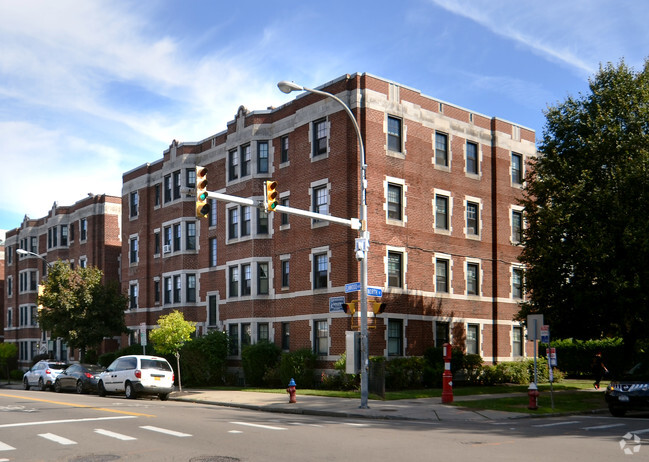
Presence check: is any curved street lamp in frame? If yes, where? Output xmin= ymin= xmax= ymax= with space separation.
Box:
xmin=278 ymin=80 xmax=370 ymax=409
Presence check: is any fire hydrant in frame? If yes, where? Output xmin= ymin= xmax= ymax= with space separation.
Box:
xmin=287 ymin=378 xmax=297 ymax=403
xmin=528 ymin=383 xmax=539 ymax=410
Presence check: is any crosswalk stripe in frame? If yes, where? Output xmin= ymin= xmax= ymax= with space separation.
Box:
xmin=95 ymin=429 xmax=137 ymax=441
xmin=582 ymin=423 xmax=625 ymax=431
xmin=0 ymin=442 xmax=15 ymax=451
xmin=230 ymin=421 xmax=286 ymax=431
xmin=140 ymin=426 xmax=191 ymax=437
xmin=533 ymin=421 xmax=580 ymax=428
xmin=38 ymin=433 xmax=76 ymax=445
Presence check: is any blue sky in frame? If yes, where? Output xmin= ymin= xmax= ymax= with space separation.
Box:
xmin=1 ymin=0 xmax=648 ymax=236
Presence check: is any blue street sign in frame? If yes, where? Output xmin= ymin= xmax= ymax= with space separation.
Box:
xmin=367 ymin=287 xmax=383 ymax=297
xmin=329 ymin=296 xmax=345 ymax=313
xmin=345 ymin=282 xmax=361 ymax=293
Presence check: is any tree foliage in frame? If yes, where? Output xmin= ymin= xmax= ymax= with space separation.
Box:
xmin=38 ymin=261 xmax=128 ymax=359
xmin=149 ymin=310 xmax=196 ymax=391
xmin=518 ymin=59 xmax=649 ymax=355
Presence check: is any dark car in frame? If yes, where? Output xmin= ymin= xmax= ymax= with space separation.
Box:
xmin=53 ymin=364 xmax=106 ymax=394
xmin=605 ymin=360 xmax=649 ymax=416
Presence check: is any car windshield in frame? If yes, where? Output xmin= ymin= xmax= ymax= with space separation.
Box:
xmin=626 ymin=361 xmax=649 ymax=378
xmin=141 ymin=359 xmax=172 ymax=371
xmin=48 ymin=363 xmax=68 ymax=370
xmin=84 ymin=365 xmax=106 ymax=373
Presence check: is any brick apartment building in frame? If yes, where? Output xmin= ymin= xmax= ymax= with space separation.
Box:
xmin=0 ymin=233 xmax=5 ymax=342
xmin=2 ymin=194 xmax=122 ymax=368
xmin=121 ymin=72 xmax=536 ymax=368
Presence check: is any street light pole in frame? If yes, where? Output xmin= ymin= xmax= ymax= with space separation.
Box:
xmin=278 ymin=80 xmax=370 ymax=408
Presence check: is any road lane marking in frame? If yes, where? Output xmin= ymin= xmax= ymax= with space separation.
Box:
xmin=95 ymin=429 xmax=137 ymax=440
xmin=533 ymin=421 xmax=580 ymax=428
xmin=0 ymin=393 xmax=155 ymax=417
xmin=0 ymin=442 xmax=15 ymax=451
xmin=0 ymin=416 xmax=136 ymax=428
xmin=582 ymin=423 xmax=626 ymax=431
xmin=38 ymin=433 xmax=77 ymax=445
xmin=140 ymin=426 xmax=192 ymax=437
xmin=230 ymin=421 xmax=286 ymax=431
xmin=629 ymin=428 xmax=649 ymax=435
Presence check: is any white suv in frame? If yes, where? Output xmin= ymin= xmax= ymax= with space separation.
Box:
xmin=23 ymin=360 xmax=69 ymax=391
xmin=97 ymin=355 xmax=174 ymax=400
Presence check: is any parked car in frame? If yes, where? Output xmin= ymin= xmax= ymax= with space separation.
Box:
xmin=605 ymin=359 xmax=649 ymax=416
xmin=23 ymin=360 xmax=69 ymax=391
xmin=53 ymin=363 xmax=106 ymax=394
xmin=97 ymin=355 xmax=174 ymax=400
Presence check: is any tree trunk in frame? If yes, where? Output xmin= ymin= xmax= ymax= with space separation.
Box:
xmin=175 ymin=352 xmax=182 ymax=392
xmin=80 ymin=347 xmax=86 ymax=363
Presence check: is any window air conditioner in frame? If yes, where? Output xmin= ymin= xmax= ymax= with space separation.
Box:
xmin=163 ymin=245 xmax=171 ymax=254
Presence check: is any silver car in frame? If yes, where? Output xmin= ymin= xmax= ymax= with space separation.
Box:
xmin=23 ymin=360 xmax=69 ymax=391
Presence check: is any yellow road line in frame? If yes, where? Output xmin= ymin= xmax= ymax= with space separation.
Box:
xmin=0 ymin=392 xmax=155 ymax=417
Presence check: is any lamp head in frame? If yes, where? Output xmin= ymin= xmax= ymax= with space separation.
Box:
xmin=277 ymin=80 xmax=304 ymax=94
xmin=16 ymin=249 xmax=28 ymax=255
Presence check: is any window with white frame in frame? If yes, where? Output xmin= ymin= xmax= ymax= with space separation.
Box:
xmin=435 ymin=194 xmax=449 ymax=231
xmin=388 ymin=319 xmax=403 ymax=356
xmin=435 ymin=132 xmax=449 ymax=167
xmin=130 ymin=192 xmax=138 ymax=218
xmin=280 ymin=135 xmax=289 ymax=163
xmin=129 ymin=237 xmax=138 ymax=264
xmin=241 ymin=264 xmax=252 ymax=296
xmin=512 ymin=209 xmax=523 ymax=244
xmin=313 ymin=118 xmax=328 ymax=157
xmin=512 ymin=152 xmax=523 ymax=185
xmin=466 ymin=141 xmax=478 ymax=174
xmin=129 ymin=283 xmax=138 ymax=309
xmin=387 ymin=182 xmax=403 ymax=221
xmin=257 ymin=141 xmax=269 ymax=173
xmin=313 ymin=253 xmax=328 ymax=289
xmin=228 ymin=149 xmax=239 ymax=181
xmin=466 ymin=262 xmax=480 ymax=295
xmin=208 ymin=295 xmax=218 ymax=327
xmin=466 ymin=324 xmax=479 ymax=354
xmin=314 ymin=320 xmax=329 ymax=355
xmin=186 ymin=274 xmax=196 ymax=302
xmin=513 ymin=326 xmax=523 ymax=357
xmin=258 ymin=323 xmax=269 ymax=342
xmin=466 ymin=201 xmax=479 ymax=236
xmin=257 ymin=262 xmax=269 ymax=295
xmin=435 ymin=258 xmax=449 ymax=293
xmin=387 ymin=116 xmax=402 ymax=152
xmin=173 ymin=275 xmax=181 ymax=303
xmin=186 ymin=222 xmax=196 ymax=250
xmin=229 ymin=266 xmax=239 ymax=298
xmin=512 ymin=267 xmax=524 ymax=299
xmin=241 ymin=144 xmax=251 ymax=177
xmin=388 ymin=251 xmax=403 ymax=288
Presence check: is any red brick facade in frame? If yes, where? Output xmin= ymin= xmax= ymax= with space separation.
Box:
xmin=120 ymin=73 xmax=536 ymax=367
xmin=2 ymin=195 xmax=122 ymax=367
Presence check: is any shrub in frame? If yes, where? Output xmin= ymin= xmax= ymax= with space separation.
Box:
xmin=241 ymin=341 xmax=281 ymax=387
xmin=384 ymin=356 xmax=426 ymax=390
xmin=542 ymin=338 xmax=624 ymax=377
xmin=179 ymin=331 xmax=229 ymax=386
xmin=320 ymin=353 xmax=359 ymax=390
xmin=278 ymin=348 xmax=317 ymax=388
xmin=10 ymin=369 xmax=24 ymax=380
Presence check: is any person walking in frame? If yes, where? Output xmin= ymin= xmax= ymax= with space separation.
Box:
xmin=592 ymin=352 xmax=608 ymax=389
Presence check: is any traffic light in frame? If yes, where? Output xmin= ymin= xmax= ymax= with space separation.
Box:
xmin=195 ymin=166 xmax=209 ymax=218
xmin=342 ymin=300 xmax=357 ymax=315
xmin=265 ymin=180 xmax=278 ymax=212
xmin=372 ymin=301 xmax=386 ymax=315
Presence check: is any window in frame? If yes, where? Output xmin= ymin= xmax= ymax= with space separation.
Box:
xmin=7 ymin=277 xmax=12 ymax=297
xmin=387 ymin=116 xmax=402 ymax=152
xmin=435 ymin=132 xmax=448 ymax=167
xmin=280 ymin=136 xmax=289 ymax=163
xmin=208 ymin=295 xmax=218 ymax=326
xmin=241 ymin=206 xmax=251 ymax=237
xmin=79 ymin=257 xmax=87 ymax=268
xmin=313 ymin=185 xmax=328 ymax=221
xmin=257 ymin=209 xmax=268 ymax=234
xmin=186 ymin=222 xmax=196 ymax=250
xmin=436 ymin=258 xmax=449 ymax=293
xmin=173 ymin=223 xmax=181 ymax=251
xmin=313 ymin=119 xmax=327 ymax=156
xmin=466 ymin=324 xmax=479 ymax=355
xmin=313 ymin=253 xmax=328 ymax=289
xmin=209 ymin=199 xmax=217 ymax=227
xmin=229 ymin=149 xmax=239 ymax=181
xmin=466 ymin=141 xmax=478 ymax=174
xmin=30 ymin=236 xmax=37 ymax=253
xmin=154 ymin=232 xmax=160 ymax=255
xmin=209 ymin=238 xmax=217 ymax=267
xmin=467 ymin=202 xmax=479 ymax=236
xmin=30 ymin=306 xmax=37 ymax=326
xmin=512 ymin=210 xmax=523 ymax=244
xmin=388 ymin=251 xmax=403 ymax=288
xmin=257 ymin=141 xmax=268 ymax=173
xmin=229 ymin=267 xmax=239 ymax=297
xmin=164 ymin=226 xmax=172 ymax=249
xmin=281 ymin=322 xmax=290 ymax=350
xmin=154 ymin=280 xmax=160 ymax=303
xmin=512 ymin=268 xmax=524 ymax=299
xmin=435 ymin=195 xmax=449 ymax=230
xmin=258 ymin=323 xmax=269 ymax=342
xmin=314 ymin=320 xmax=328 ymax=355
xmin=467 ymin=263 xmax=479 ymax=295
xmin=80 ymin=218 xmax=87 ymax=241
xmin=387 ymin=183 xmax=402 ymax=221
xmin=130 ymin=192 xmax=138 ymax=217
xmin=280 ymin=197 xmax=290 ymax=226
xmin=173 ymin=171 xmax=181 ymax=200
xmin=186 ymin=168 xmax=196 ymax=188
xmin=228 ymin=208 xmax=239 ymax=239
xmin=129 ymin=283 xmax=138 ymax=309
xmin=60 ymin=225 xmax=68 ymax=247
xmin=388 ymin=319 xmax=403 ymax=356
xmin=186 ymin=274 xmax=196 ymax=303
xmin=164 ymin=175 xmax=172 ymax=203
xmin=6 ymin=246 xmax=12 ymax=265
xmin=241 ymin=323 xmax=251 ymax=349
xmin=258 ymin=263 xmax=269 ymax=295
xmin=229 ymin=324 xmax=239 ymax=355
xmin=7 ymin=308 xmax=12 ymax=328
xmin=513 ymin=326 xmax=523 ymax=357
xmin=512 ymin=153 xmax=523 ymax=184
xmin=155 ymin=184 xmax=161 ymax=207
xmin=241 ymin=264 xmax=251 ymax=296
xmin=164 ymin=277 xmax=172 ymax=304
xmin=129 ymin=238 xmax=138 ymax=264
xmin=435 ymin=322 xmax=449 ymax=347
xmin=281 ymin=260 xmax=289 ymax=288
xmin=173 ymin=275 xmax=181 ymax=303
xmin=241 ymin=144 xmax=251 ymax=177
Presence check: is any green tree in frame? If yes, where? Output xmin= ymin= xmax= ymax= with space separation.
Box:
xmin=149 ymin=310 xmax=196 ymax=391
xmin=0 ymin=343 xmax=18 ymax=383
xmin=38 ymin=261 xmax=128 ymax=361
xmin=518 ymin=59 xmax=649 ymax=358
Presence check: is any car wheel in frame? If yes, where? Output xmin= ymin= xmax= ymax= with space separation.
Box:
xmin=38 ymin=378 xmax=46 ymax=391
xmin=23 ymin=378 xmax=30 ymax=390
xmin=159 ymin=393 xmax=169 ymax=401
xmin=76 ymin=380 xmax=85 ymax=394
xmin=125 ymin=382 xmax=137 ymax=400
xmin=54 ymin=380 xmax=62 ymax=393
xmin=609 ymin=405 xmax=627 ymax=417
xmin=98 ymin=381 xmax=106 ymax=397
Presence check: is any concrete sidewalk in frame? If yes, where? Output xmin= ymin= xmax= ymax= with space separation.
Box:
xmin=168 ymin=389 xmax=532 ymax=421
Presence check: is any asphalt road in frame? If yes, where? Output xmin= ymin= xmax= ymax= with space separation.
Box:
xmin=0 ymin=389 xmax=648 ymax=461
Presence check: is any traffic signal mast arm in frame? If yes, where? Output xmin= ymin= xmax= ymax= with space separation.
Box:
xmin=203 ymin=190 xmax=361 ymax=230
